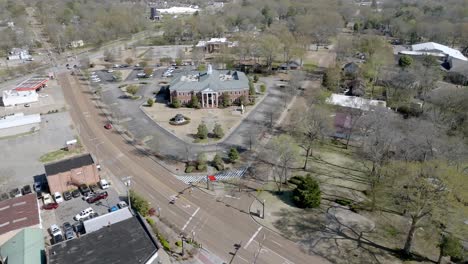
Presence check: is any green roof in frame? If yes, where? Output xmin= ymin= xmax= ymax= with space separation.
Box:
xmin=0 ymin=228 xmax=45 ymax=264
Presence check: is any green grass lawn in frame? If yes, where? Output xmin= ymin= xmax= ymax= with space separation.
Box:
xmin=39 ymin=147 xmax=84 ymax=163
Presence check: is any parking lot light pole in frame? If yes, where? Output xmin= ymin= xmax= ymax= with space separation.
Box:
xmin=121 ymin=176 xmax=132 ymax=210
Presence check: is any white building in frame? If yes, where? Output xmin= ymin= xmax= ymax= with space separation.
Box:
xmin=2 ymin=90 xmax=38 ymax=107
xmin=327 ymin=94 xmax=387 ymax=111
xmin=157 ymin=6 xmax=199 ymax=14
xmin=69 ymin=40 xmax=84 ymax=48
xmin=0 ymin=113 xmax=41 ymax=137
xmin=399 ymin=42 xmax=468 ymax=61
xmin=7 ymin=48 xmax=32 ymax=61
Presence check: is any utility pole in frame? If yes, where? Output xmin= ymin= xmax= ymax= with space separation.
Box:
xmin=122 ymin=176 xmax=132 ymax=210
xmin=228 ymin=242 xmax=242 ymax=264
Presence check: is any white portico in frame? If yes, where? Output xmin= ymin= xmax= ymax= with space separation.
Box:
xmin=201 ymin=88 xmax=218 ymax=108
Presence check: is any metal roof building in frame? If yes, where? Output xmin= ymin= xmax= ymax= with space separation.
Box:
xmin=14 ymin=77 xmax=48 ymax=92
xmin=83 ymin=207 xmax=133 ymax=234
xmin=169 ymin=68 xmax=249 ymax=92
xmin=0 ymin=228 xmax=45 ymax=264
xmin=0 ymin=113 xmax=41 ymax=130
xmin=405 ymin=42 xmax=468 ymax=61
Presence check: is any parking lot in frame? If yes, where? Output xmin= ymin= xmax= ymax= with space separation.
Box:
xmin=40 ymin=186 xmax=125 ymax=246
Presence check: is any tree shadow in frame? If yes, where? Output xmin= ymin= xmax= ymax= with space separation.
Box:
xmin=272 ymin=205 xmax=436 ymax=264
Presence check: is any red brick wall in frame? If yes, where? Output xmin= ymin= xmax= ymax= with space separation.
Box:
xmin=170 ymin=89 xmax=249 ymax=107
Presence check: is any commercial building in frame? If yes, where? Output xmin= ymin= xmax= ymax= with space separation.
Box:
xmin=14 ymin=77 xmax=48 ymax=92
xmin=2 ymin=90 xmax=39 ymax=107
xmin=0 ymin=194 xmax=40 ymax=242
xmin=157 ymin=6 xmax=199 ymax=14
xmin=0 ymin=113 xmax=41 ymax=137
xmin=327 ymin=94 xmax=387 ymax=111
xmin=44 ymin=154 xmax=100 ymax=194
xmin=169 ymin=65 xmax=250 ymax=108
xmin=83 ymin=207 xmax=133 ymax=234
xmin=48 ymin=215 xmax=159 ymax=264
xmin=0 ymin=228 xmax=45 ymax=264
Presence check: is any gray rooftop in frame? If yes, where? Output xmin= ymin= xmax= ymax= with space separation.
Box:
xmin=48 ymin=217 xmax=158 ymax=264
xmin=169 ymin=69 xmax=249 ymax=92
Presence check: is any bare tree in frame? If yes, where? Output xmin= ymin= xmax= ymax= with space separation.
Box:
xmin=268 ymin=135 xmax=300 ymax=192
xmin=291 ymin=106 xmax=332 ymax=170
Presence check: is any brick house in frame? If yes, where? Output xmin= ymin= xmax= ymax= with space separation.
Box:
xmin=45 ymin=154 xmax=100 ymax=194
xmin=169 ymin=65 xmax=250 ymax=108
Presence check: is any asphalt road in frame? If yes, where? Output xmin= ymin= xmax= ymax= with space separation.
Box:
xmin=58 ymin=72 xmax=328 ymax=264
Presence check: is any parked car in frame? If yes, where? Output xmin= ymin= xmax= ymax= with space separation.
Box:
xmin=21 ymin=185 xmax=32 ymax=195
xmin=63 ymin=191 xmax=72 ymax=201
xmin=24 ymin=103 xmax=31 ymax=107
xmin=109 ymin=206 xmax=118 ymax=212
xmin=71 ymin=189 xmax=81 ymax=198
xmin=79 ymin=184 xmax=91 ymax=195
xmin=74 ymin=207 xmax=95 ymax=221
xmin=104 ymin=123 xmax=113 ymax=130
xmin=107 ymin=69 xmax=114 ymax=73
xmin=63 ymin=222 xmax=75 ymax=240
xmin=42 ymin=202 xmax=59 ymax=210
xmin=54 ymin=192 xmax=64 ymax=203
xmin=9 ymin=188 xmax=22 ymax=198
xmin=53 ymin=234 xmax=64 ymax=244
xmin=99 ymin=179 xmax=110 ymax=190
xmin=117 ymin=201 xmax=128 ymax=209
xmin=50 ymin=224 xmax=62 ymax=237
xmin=73 ymin=222 xmax=86 ymax=235
xmin=43 ymin=194 xmax=53 ymax=204
xmin=36 ymin=191 xmax=43 ymax=200
xmin=86 ymin=191 xmax=108 ymax=204
xmin=33 ymin=182 xmax=41 ymax=192
xmin=89 ymin=184 xmax=99 ymax=193
xmin=82 ymin=192 xmax=95 ymax=201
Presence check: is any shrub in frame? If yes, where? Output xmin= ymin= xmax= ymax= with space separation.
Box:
xmin=171 ymin=98 xmax=181 ymax=108
xmin=249 ymin=79 xmax=255 ymax=95
xmin=439 ymin=234 xmax=463 ymax=261
xmin=228 ymin=147 xmax=239 ymax=163
xmin=398 ymin=55 xmax=413 ymax=68
xmin=238 ymin=95 xmax=249 ymax=106
xmin=213 ymin=123 xmax=224 ymax=138
xmin=260 ymin=84 xmax=267 ymax=93
xmin=292 ymin=174 xmax=321 ymax=208
xmin=185 ymin=165 xmax=195 ymax=173
xmin=146 ymin=217 xmax=155 ymax=226
xmin=221 ymin=92 xmax=231 ymax=107
xmin=197 ymin=164 xmax=206 ymax=171
xmin=158 ymin=234 xmax=171 ymax=251
xmin=197 ymin=153 xmax=207 ymax=166
xmin=196 ymin=123 xmax=208 ymax=139
xmin=253 ymin=75 xmax=259 ymax=83
xmin=335 ymin=198 xmax=352 ymax=206
xmin=125 ymin=57 xmax=134 ymax=65
xmin=175 ymin=241 xmax=182 ymax=247
xmin=288 ymin=175 xmax=305 ymax=186
xmin=126 ymin=85 xmax=139 ymax=95
xmin=189 ymin=94 xmax=200 ymax=108
xmin=147 ymin=98 xmax=154 ymax=107
xmin=130 ymin=190 xmax=150 ymax=216
xmin=212 ymin=154 xmax=224 ymax=171
xmin=197 ymin=64 xmax=206 ymax=71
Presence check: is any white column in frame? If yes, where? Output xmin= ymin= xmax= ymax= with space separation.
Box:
xmin=202 ymin=93 xmax=205 ymax=108
xmin=216 ymin=93 xmax=219 ymax=107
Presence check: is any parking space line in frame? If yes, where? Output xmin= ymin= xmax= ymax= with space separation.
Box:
xmin=244 ymin=226 xmax=262 ymax=249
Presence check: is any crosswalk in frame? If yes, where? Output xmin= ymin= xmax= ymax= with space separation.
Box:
xmin=176 ymin=167 xmax=249 ymax=185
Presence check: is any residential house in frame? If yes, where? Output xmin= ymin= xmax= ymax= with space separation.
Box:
xmin=44 ymin=154 xmax=100 ymax=194
xmin=195 ymin=38 xmax=238 ymax=53
xmin=69 ymin=40 xmax=84 ymax=49
xmin=7 ymin=48 xmax=31 ymax=61
xmin=399 ymin=42 xmax=468 ymax=62
xmin=279 ymin=61 xmax=302 ymax=70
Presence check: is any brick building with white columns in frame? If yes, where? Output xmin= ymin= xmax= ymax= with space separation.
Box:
xmin=169 ymin=65 xmax=249 ymax=108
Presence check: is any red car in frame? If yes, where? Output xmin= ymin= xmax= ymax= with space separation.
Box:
xmin=86 ymin=191 xmax=108 ymax=203
xmin=42 ymin=203 xmax=59 ymax=210
xmin=104 ymin=123 xmax=113 ymax=130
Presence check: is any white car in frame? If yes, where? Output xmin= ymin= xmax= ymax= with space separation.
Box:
xmin=99 ymin=179 xmax=110 ymax=190
xmin=54 ymin=192 xmax=64 ymax=203
xmin=117 ymin=201 xmax=128 ymax=209
xmin=82 ymin=192 xmax=95 ymax=201
xmin=43 ymin=193 xmax=53 ymax=204
xmin=91 ymin=79 xmax=101 ymax=83
xmin=50 ymin=224 xmax=62 ymax=237
xmin=107 ymin=69 xmax=114 ymax=73
xmin=74 ymin=207 xmax=95 ymax=221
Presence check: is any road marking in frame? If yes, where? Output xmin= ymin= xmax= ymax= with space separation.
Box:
xmin=271 ymin=240 xmax=282 ymax=247
xmin=238 ymin=256 xmax=249 ymax=263
xmin=148 ymin=193 xmax=155 ymax=199
xmin=182 ymin=207 xmax=200 ymax=231
xmin=263 ymin=245 xmax=295 ymax=264
xmin=244 ymin=226 xmax=262 ymax=249
xmin=224 ymin=195 xmax=240 ymax=200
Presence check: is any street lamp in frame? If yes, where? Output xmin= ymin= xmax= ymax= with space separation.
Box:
xmin=122 ymin=176 xmax=132 ymax=210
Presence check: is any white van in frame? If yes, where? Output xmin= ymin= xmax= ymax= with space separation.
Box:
xmin=99 ymin=179 xmax=110 ymax=190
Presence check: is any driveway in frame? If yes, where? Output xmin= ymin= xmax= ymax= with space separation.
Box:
xmin=98 ymin=75 xmax=292 ymax=160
